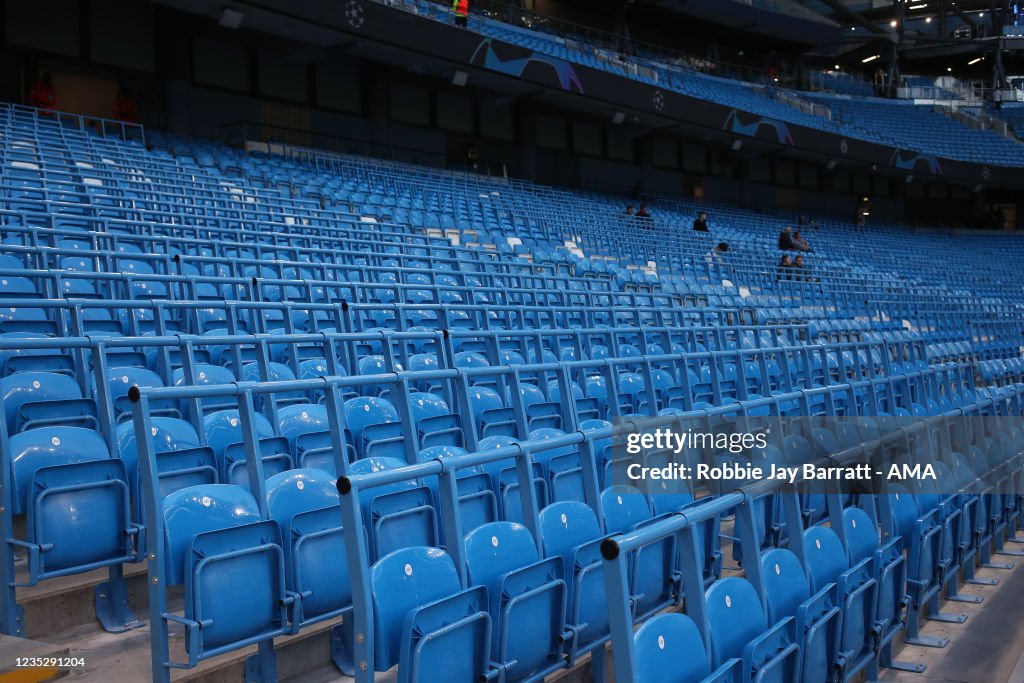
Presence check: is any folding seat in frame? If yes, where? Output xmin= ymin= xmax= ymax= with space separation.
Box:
xmin=240 ymin=362 xmax=304 ymax=407
xmin=529 ymin=426 xmax=596 ymax=504
xmin=172 ymin=364 xmax=237 ymax=416
xmin=887 ymin=482 xmax=963 ymax=647
xmin=647 ymin=489 xmax=722 ymax=589
xmin=410 ymin=392 xmax=462 ymax=449
xmin=1 ymin=371 xmax=97 ymax=434
xmin=349 ymin=457 xmax=438 ymax=559
xmin=839 ymin=504 xmax=910 ymax=678
xmin=704 ymin=577 xmax=800 ymax=683
xmin=475 ymin=434 xmax=548 ymax=523
xmin=416 ymin=445 xmax=496 ymax=531
xmin=759 ymin=547 xmax=841 ymax=683
xmin=277 ymin=403 xmax=341 ymax=471
xmin=616 ymin=372 xmax=646 ymax=415
xmin=468 ymin=386 xmax=516 ymax=438
xmin=344 ymin=396 xmax=401 ymax=460
xmin=265 ymin=469 xmax=351 ymax=626
xmin=464 ymin=521 xmax=568 ymax=681
xmin=802 ymin=525 xmax=876 ymax=682
xmin=632 ymin=613 xmax=742 ymax=683
xmin=601 ymin=485 xmax=677 ymax=618
xmin=369 ymin=546 xmax=491 ymax=682
xmin=204 ymin=409 xmax=292 ymax=487
xmin=0 ymin=332 xmax=73 ymax=375
xmin=116 ymin=416 xmax=202 ymax=507
xmin=105 ymin=367 xmax=177 ymax=422
xmin=538 ymin=501 xmax=609 ymax=664
xmin=356 ymin=355 xmax=404 ymax=398
xmin=510 ymin=383 xmax=561 ymax=430
xmin=161 ymin=484 xmax=292 ymax=664
xmin=7 ymin=426 xmax=138 ymax=580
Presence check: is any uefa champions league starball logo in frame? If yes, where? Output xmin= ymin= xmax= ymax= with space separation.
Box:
xmin=652 ymin=90 xmax=664 ymax=111
xmin=345 ymin=0 xmax=365 ymax=29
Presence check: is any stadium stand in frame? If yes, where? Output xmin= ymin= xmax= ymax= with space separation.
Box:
xmin=0 ymin=27 xmax=1023 ymax=680
xmin=383 ymin=0 xmax=1024 ymax=167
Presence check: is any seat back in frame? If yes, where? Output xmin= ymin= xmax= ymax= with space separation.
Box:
xmin=804 ymin=526 xmax=850 ymax=591
xmin=162 ymin=484 xmax=262 ymax=586
xmin=760 ymin=548 xmax=810 ymax=625
xmin=9 ymin=426 xmax=110 ymax=514
xmin=600 ymin=485 xmax=652 ymax=534
xmin=705 ymin=577 xmax=768 ymax=667
xmin=634 ymin=613 xmax=712 ymax=683
xmin=370 ymin=546 xmax=464 ymax=670
xmin=843 ymin=507 xmax=879 ymax=564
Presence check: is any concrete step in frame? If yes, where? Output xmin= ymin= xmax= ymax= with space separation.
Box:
xmin=15 ymin=562 xmax=148 ymax=641
xmin=0 ymin=634 xmax=70 ymax=682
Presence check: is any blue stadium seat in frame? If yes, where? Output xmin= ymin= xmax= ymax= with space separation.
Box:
xmin=464 ymin=521 xmax=568 ymax=681
xmin=633 ymin=613 xmax=743 ymax=683
xmin=704 ymin=577 xmax=800 ymax=683
xmin=370 ymin=546 xmax=491 ymax=682
xmin=161 ymin=484 xmax=292 ymax=663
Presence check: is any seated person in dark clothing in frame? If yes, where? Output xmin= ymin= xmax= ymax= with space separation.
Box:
xmin=778 ymin=226 xmax=797 ymax=250
xmin=637 ymin=204 xmax=652 ymax=219
xmin=776 ymin=254 xmax=793 ymax=281
xmin=692 ymin=211 xmax=709 ymax=232
xmin=624 ymin=205 xmax=635 ymax=217
xmin=793 ymin=255 xmax=811 ymax=281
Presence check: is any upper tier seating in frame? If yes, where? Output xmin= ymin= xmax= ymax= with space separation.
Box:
xmin=389 ymin=0 xmax=1024 ymax=166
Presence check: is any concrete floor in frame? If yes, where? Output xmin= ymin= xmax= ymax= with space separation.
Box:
xmin=880 ymin=556 xmax=1024 ymax=683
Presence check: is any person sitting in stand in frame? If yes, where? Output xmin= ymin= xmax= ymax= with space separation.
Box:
xmin=792 ymin=254 xmax=811 ymax=281
xmin=692 ymin=211 xmax=709 ymax=232
xmin=778 ymin=226 xmax=797 ymax=251
xmin=792 ymin=230 xmax=813 ymax=253
xmin=776 ymin=254 xmax=794 ymax=281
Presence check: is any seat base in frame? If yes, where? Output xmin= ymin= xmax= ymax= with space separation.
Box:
xmin=94 ymin=577 xmax=144 ymax=634
xmin=965 ymin=577 xmax=999 ymax=586
xmin=244 ymin=641 xmax=279 ymax=683
xmin=982 ymin=561 xmax=1015 ymax=570
xmin=905 ymin=634 xmax=949 ymax=648
xmin=927 ymin=611 xmax=968 ymax=624
xmin=884 ymin=659 xmax=927 ymax=674
xmin=330 ymin=622 xmax=355 ymax=676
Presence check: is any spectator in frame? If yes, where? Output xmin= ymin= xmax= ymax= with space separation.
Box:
xmin=465 ymin=143 xmax=478 ymax=171
xmin=636 ymin=204 xmax=652 ymax=220
xmin=792 ymin=231 xmax=812 ymax=252
xmin=624 ymin=205 xmax=635 ymax=217
xmin=693 ymin=211 xmax=709 ymax=232
xmin=776 ymin=254 xmax=793 ymax=281
xmin=113 ymin=87 xmax=140 ymax=124
xmin=706 ymin=242 xmax=729 ymax=267
xmin=28 ymin=72 xmax=56 ymax=111
xmin=453 ymin=0 xmax=469 ymax=27
xmin=793 ymin=255 xmax=810 ymax=281
xmin=778 ymin=226 xmax=796 ymax=250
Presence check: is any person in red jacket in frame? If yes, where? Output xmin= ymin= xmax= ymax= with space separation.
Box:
xmin=27 ymin=73 xmax=56 ymax=111
xmin=112 ymin=87 xmax=140 ymax=124
xmin=453 ymin=0 xmax=469 ymax=27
